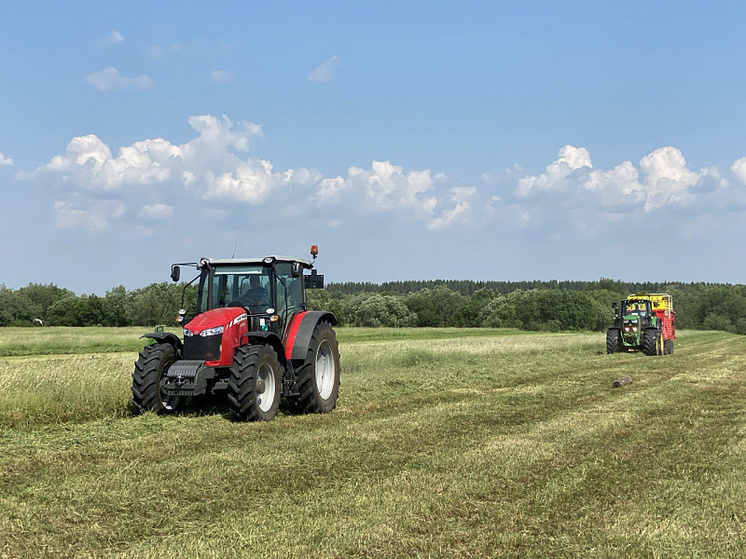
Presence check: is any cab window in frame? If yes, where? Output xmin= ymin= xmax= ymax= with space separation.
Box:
xmin=275 ymin=262 xmax=304 ymax=322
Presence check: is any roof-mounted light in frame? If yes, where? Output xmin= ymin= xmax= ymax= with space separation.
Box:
xmin=263 ymin=256 xmax=275 ymax=265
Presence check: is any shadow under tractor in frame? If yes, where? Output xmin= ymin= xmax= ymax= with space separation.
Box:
xmin=131 ymin=246 xmax=340 ymax=421
xmin=606 ymin=293 xmax=676 ymax=356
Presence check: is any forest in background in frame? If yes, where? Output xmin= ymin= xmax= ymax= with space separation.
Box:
xmin=1 ymin=279 xmax=745 ymax=334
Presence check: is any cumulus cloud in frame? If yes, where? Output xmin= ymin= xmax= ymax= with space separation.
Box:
xmin=86 ymin=67 xmax=154 ymax=91
xmin=516 ymin=145 xmax=592 ymax=197
xmin=108 ymin=31 xmax=124 ymax=44
xmin=731 ymin=157 xmax=746 ymax=184
xmin=24 ymin=114 xmax=746 ymax=237
xmin=638 ymin=147 xmax=699 ymax=210
xmin=0 ymin=152 xmax=13 ymax=166
xmin=147 ymin=43 xmax=183 ymax=60
xmin=54 ymin=200 xmax=124 ymax=232
xmin=210 ymin=70 xmax=235 ymax=83
xmin=27 ymin=134 xmax=180 ymax=191
xmin=318 ymin=160 xmax=438 ymax=217
xmin=427 ymin=187 xmax=477 ymax=230
xmin=308 ymin=55 xmax=341 ymax=82
xmin=138 ymin=203 xmax=174 ymax=220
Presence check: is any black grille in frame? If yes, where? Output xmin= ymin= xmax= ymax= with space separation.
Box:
xmin=184 ymin=334 xmax=222 ymax=361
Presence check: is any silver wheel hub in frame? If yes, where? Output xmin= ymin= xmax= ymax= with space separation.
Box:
xmin=315 ymin=340 xmax=336 ymax=400
xmin=256 ymin=363 xmax=275 ymax=413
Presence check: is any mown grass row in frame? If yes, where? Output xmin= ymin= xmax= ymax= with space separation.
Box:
xmin=0 ymin=328 xmax=745 ymax=558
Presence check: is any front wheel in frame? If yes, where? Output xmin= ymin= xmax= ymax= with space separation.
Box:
xmin=227 ymin=344 xmax=283 ymax=422
xmin=131 ymin=343 xmax=182 ymax=414
xmin=606 ymin=329 xmax=621 ymax=354
xmin=287 ymin=321 xmax=340 ymax=414
xmin=664 ymin=339 xmax=674 ymax=355
xmin=642 ymin=329 xmax=659 ymax=356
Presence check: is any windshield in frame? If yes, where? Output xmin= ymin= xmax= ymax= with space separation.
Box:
xmin=622 ymin=300 xmax=651 ymax=316
xmin=197 ymin=264 xmax=272 ymax=313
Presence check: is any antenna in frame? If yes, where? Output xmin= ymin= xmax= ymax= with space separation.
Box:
xmin=232 ymin=241 xmax=238 ymax=258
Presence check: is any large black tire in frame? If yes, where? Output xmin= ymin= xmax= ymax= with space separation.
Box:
xmin=642 ymin=329 xmax=659 ymax=356
xmin=664 ymin=339 xmax=674 ymax=355
xmin=606 ymin=329 xmax=621 ymax=354
xmin=287 ymin=321 xmax=340 ymax=414
xmin=227 ymin=344 xmax=282 ymax=422
xmin=131 ymin=343 xmax=182 ymax=414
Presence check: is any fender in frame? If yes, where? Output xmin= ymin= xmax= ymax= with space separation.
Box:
xmin=284 ymin=311 xmax=337 ymax=361
xmin=243 ymin=331 xmax=287 ymax=365
xmin=141 ymin=332 xmax=184 ymax=353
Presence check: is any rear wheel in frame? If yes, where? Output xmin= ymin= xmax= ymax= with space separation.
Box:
xmin=228 ymin=344 xmax=282 ymax=422
xmin=131 ymin=343 xmax=182 ymax=414
xmin=642 ymin=329 xmax=659 ymax=356
xmin=664 ymin=339 xmax=674 ymax=355
xmin=606 ymin=329 xmax=621 ymax=354
xmin=287 ymin=321 xmax=340 ymax=414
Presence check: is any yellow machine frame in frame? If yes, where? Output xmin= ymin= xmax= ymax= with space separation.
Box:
xmin=627 ymin=293 xmax=673 ymax=312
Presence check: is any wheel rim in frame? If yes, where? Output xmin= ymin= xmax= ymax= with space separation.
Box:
xmin=256 ymin=362 xmax=276 ymax=413
xmin=315 ymin=340 xmax=336 ymax=400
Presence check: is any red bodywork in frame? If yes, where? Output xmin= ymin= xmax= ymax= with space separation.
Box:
xmin=283 ymin=311 xmax=309 ymax=360
xmin=654 ymin=308 xmax=676 ymax=342
xmin=184 ymin=308 xmax=312 ymax=367
xmin=185 ymin=307 xmax=248 ymax=367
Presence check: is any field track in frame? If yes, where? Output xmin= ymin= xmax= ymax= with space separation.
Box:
xmin=1 ymin=328 xmax=745 ymax=558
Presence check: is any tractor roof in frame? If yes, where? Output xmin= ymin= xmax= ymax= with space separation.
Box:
xmin=201 ymin=256 xmax=314 ymax=269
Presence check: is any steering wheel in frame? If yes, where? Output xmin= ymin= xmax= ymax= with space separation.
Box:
xmin=228 ymin=295 xmax=260 ymax=308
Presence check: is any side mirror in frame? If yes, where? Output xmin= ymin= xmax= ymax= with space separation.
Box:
xmin=611 ymin=302 xmax=617 ymax=309
xmin=292 ymin=262 xmax=303 ymax=278
xmin=304 ymin=269 xmax=324 ymax=289
xmin=170 ymin=265 xmax=181 ymax=282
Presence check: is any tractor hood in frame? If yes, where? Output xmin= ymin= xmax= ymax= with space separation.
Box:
xmin=184 ymin=307 xmax=246 ymax=335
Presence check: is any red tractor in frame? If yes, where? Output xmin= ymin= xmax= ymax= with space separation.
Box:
xmin=131 ymin=246 xmax=340 ymax=421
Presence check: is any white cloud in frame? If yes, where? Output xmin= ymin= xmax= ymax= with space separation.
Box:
xmin=29 ymin=134 xmax=180 ymax=191
xmin=427 ymin=187 xmax=477 ymax=230
xmin=54 ymin=200 xmax=124 ymax=232
xmin=138 ymin=203 xmax=174 ymax=220
xmin=27 ymin=114 xmax=746 ymax=242
xmin=210 ymin=70 xmax=235 ymax=83
xmin=638 ymin=147 xmax=699 ymax=210
xmin=516 ymin=145 xmax=592 ymax=197
xmin=202 ymin=160 xmax=276 ymax=204
xmin=0 ymin=152 xmax=13 ymax=166
xmin=108 ymin=31 xmax=124 ymax=44
xmin=147 ymin=43 xmax=183 ymax=60
xmin=308 ymin=55 xmax=341 ymax=82
xmin=319 ymin=160 xmax=438 ymax=217
xmin=85 ymin=67 xmax=154 ymax=92
xmin=731 ymin=157 xmax=746 ymax=183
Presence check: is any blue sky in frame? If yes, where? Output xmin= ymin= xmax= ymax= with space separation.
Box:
xmin=2 ymin=1 xmax=746 ymax=294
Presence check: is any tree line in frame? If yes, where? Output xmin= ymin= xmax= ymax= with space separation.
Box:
xmin=1 ymin=279 xmax=745 ymax=334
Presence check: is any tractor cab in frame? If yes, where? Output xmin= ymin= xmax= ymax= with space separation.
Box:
xmin=193 ymin=256 xmax=312 ymax=336
xmin=621 ymin=299 xmax=652 ymax=317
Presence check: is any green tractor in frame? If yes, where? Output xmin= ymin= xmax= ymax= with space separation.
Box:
xmin=606 ymin=293 xmax=676 ymax=356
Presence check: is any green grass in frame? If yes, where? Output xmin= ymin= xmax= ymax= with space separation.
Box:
xmin=1 ymin=328 xmax=745 ymax=557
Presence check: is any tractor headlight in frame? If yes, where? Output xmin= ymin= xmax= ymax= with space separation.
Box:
xmin=183 ymin=329 xmax=194 ymax=337
xmin=199 ymin=326 xmax=224 ymax=337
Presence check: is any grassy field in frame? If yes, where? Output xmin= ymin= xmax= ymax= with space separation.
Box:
xmin=1 ymin=327 xmax=745 ymax=558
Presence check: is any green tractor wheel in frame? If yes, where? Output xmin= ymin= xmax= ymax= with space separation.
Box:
xmin=606 ymin=329 xmax=621 ymax=354
xmin=642 ymin=329 xmax=659 ymax=356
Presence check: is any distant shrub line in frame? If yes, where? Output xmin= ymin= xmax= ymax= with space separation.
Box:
xmin=2 ymin=279 xmax=745 ymax=334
